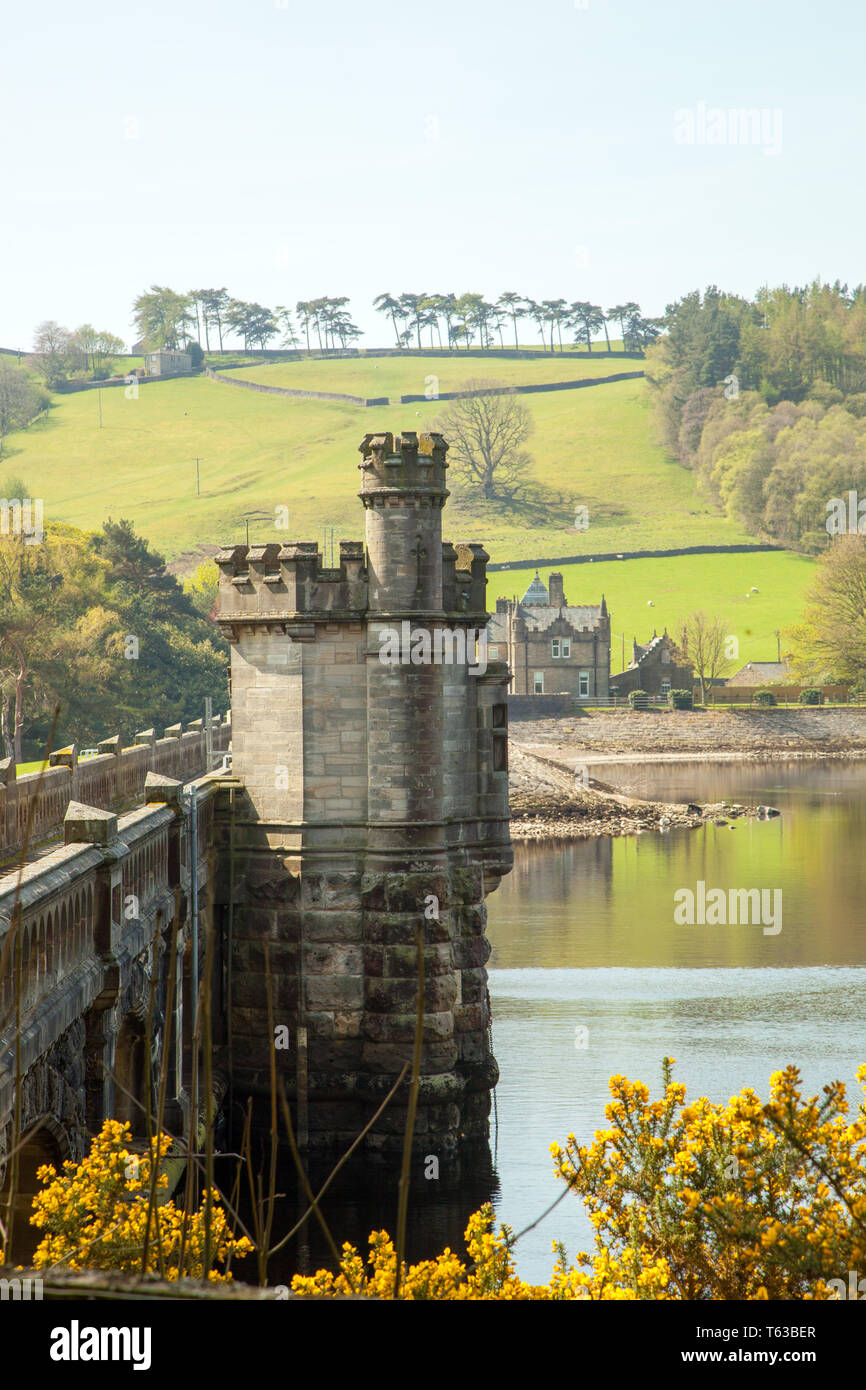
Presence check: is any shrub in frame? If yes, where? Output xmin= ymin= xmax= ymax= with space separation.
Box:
xmin=628 ymin=690 xmax=648 ymax=709
xmin=799 ymin=688 xmax=823 ymax=705
xmin=550 ymin=1058 xmax=866 ymax=1301
xmin=753 ymin=689 xmax=776 ymax=706
xmin=13 ymin=1120 xmax=253 ymax=1281
xmin=668 ymin=689 xmax=693 ymax=710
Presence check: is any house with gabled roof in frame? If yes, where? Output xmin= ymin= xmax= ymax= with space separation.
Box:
xmin=609 ymin=629 xmax=693 ymax=697
xmin=486 ymin=570 xmax=610 ymax=698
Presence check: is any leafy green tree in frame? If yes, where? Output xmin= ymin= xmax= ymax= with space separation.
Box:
xmin=497 ymin=293 xmax=526 ymax=349
xmin=569 ymin=301 xmax=604 ymax=353
xmin=131 ymin=286 xmax=194 ymax=350
xmin=90 ymin=519 xmax=228 ymax=739
xmin=397 ymin=293 xmax=428 ymax=350
xmin=73 ymin=326 xmax=125 ymax=378
xmin=225 ymin=300 xmax=278 ymax=351
xmin=607 ymin=302 xmax=641 ymax=352
xmin=787 ymin=535 xmax=866 ymax=687
xmin=542 ymin=299 xmax=569 ymax=352
xmin=373 ymin=293 xmax=408 ymax=346
xmin=0 ymin=362 xmax=49 ymax=455
xmin=275 ymin=305 xmax=301 ymax=349
xmin=0 ymin=526 xmax=122 ymax=759
xmin=198 ymin=288 xmax=230 ymax=351
xmin=523 ymin=299 xmax=550 ymax=350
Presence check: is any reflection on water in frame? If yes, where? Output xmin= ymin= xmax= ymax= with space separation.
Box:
xmin=486 ymin=758 xmax=866 ymax=1281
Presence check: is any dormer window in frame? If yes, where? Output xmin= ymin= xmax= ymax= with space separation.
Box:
xmin=561 ymin=639 xmax=571 ymax=658
xmin=551 ymin=639 xmax=560 ymax=658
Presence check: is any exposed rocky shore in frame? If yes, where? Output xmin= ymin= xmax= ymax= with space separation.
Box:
xmin=508 ymin=742 xmax=779 ymax=842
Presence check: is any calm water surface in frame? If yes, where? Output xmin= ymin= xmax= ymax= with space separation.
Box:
xmin=487 ymin=758 xmax=866 ymax=1281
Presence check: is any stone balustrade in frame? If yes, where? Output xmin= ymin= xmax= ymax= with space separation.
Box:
xmin=0 ymin=715 xmax=230 ymax=863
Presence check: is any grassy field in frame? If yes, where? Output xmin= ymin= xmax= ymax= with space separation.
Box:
xmin=219 ymin=351 xmax=642 ymax=397
xmin=488 ymin=551 xmax=815 ymax=673
xmin=2 ymin=368 xmax=754 ymax=567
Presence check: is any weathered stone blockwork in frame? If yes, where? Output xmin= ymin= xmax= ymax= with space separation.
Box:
xmin=215 ymin=431 xmax=513 ymax=1164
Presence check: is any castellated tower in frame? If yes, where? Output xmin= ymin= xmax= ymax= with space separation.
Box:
xmin=214 ymin=431 xmax=512 ymax=1170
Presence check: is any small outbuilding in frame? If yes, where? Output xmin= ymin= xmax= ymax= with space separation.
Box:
xmin=144 ymin=349 xmax=192 ymax=377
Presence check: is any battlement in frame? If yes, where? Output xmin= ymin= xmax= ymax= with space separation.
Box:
xmin=359 ymin=430 xmax=449 ymax=506
xmin=215 ymin=538 xmax=368 ymax=629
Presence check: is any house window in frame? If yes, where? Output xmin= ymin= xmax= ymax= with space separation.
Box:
xmin=488 ymin=645 xmax=500 ymax=660
xmin=578 ymin=671 xmax=590 ymax=698
xmin=551 ymin=639 xmax=560 ymax=658
xmin=660 ymin=678 xmax=671 ymax=696
xmin=533 ymin=672 xmax=544 ymax=694
xmin=660 ymin=649 xmax=671 ymax=665
xmin=561 ymin=639 xmax=571 ymax=658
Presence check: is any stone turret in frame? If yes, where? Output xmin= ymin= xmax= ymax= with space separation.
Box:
xmin=359 ymin=430 xmax=449 ymax=613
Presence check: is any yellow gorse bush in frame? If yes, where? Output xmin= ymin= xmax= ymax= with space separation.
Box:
xmin=288 ymin=1204 xmax=649 ymax=1300
xmin=292 ymin=1059 xmax=866 ymax=1301
xmin=551 ymin=1057 xmax=866 ymax=1300
xmin=6 ymin=1061 xmax=864 ymax=1299
xmin=17 ymin=1119 xmax=252 ymax=1282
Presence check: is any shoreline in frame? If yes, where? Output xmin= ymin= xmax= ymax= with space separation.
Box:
xmin=504 ymin=738 xmax=847 ymax=843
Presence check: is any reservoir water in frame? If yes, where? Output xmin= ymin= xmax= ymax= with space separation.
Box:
xmin=487 ymin=757 xmax=866 ymax=1281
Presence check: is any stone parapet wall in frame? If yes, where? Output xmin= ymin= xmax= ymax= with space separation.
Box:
xmin=0 ymin=774 xmax=222 ymax=1165
xmin=0 ymin=716 xmax=230 ymax=862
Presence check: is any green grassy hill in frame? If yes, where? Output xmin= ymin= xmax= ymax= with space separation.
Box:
xmin=219 ymin=351 xmax=639 ymax=396
xmin=0 ymin=352 xmax=815 ymax=659
xmin=3 ymin=366 xmax=754 ymax=558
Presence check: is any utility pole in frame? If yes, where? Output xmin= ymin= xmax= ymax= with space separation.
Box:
xmin=242 ymin=510 xmax=270 ymax=546
xmin=194 ymin=457 xmax=202 ymax=496
xmin=323 ymin=525 xmax=336 ymax=567
xmin=97 ymin=389 xmax=103 ymax=429
xmin=775 ymin=630 xmax=781 ymax=662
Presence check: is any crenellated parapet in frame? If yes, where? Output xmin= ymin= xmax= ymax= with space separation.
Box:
xmin=358 ymin=430 xmax=449 ymax=506
xmin=215 ymin=539 xmax=369 ymax=635
xmin=454 ymin=543 xmax=490 ymax=621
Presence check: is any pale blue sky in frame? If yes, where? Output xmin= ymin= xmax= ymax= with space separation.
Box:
xmin=2 ymin=0 xmax=863 ymax=349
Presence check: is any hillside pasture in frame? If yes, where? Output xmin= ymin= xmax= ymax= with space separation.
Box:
xmin=218 ymin=352 xmax=642 ymax=398
xmin=2 ymin=371 xmax=754 ymax=567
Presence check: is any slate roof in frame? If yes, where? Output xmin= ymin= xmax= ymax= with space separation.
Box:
xmin=726 ymin=660 xmax=791 ymax=686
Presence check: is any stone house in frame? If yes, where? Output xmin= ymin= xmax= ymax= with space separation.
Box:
xmin=144 ymin=349 xmax=192 ymax=376
xmin=486 ymin=571 xmax=610 ymax=699
xmin=609 ymin=630 xmax=693 ymax=697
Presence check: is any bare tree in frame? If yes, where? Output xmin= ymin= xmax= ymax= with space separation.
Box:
xmin=31 ymin=321 xmax=76 ymax=387
xmin=435 ymin=381 xmax=534 ymax=500
xmin=682 ymin=611 xmax=733 ymax=704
